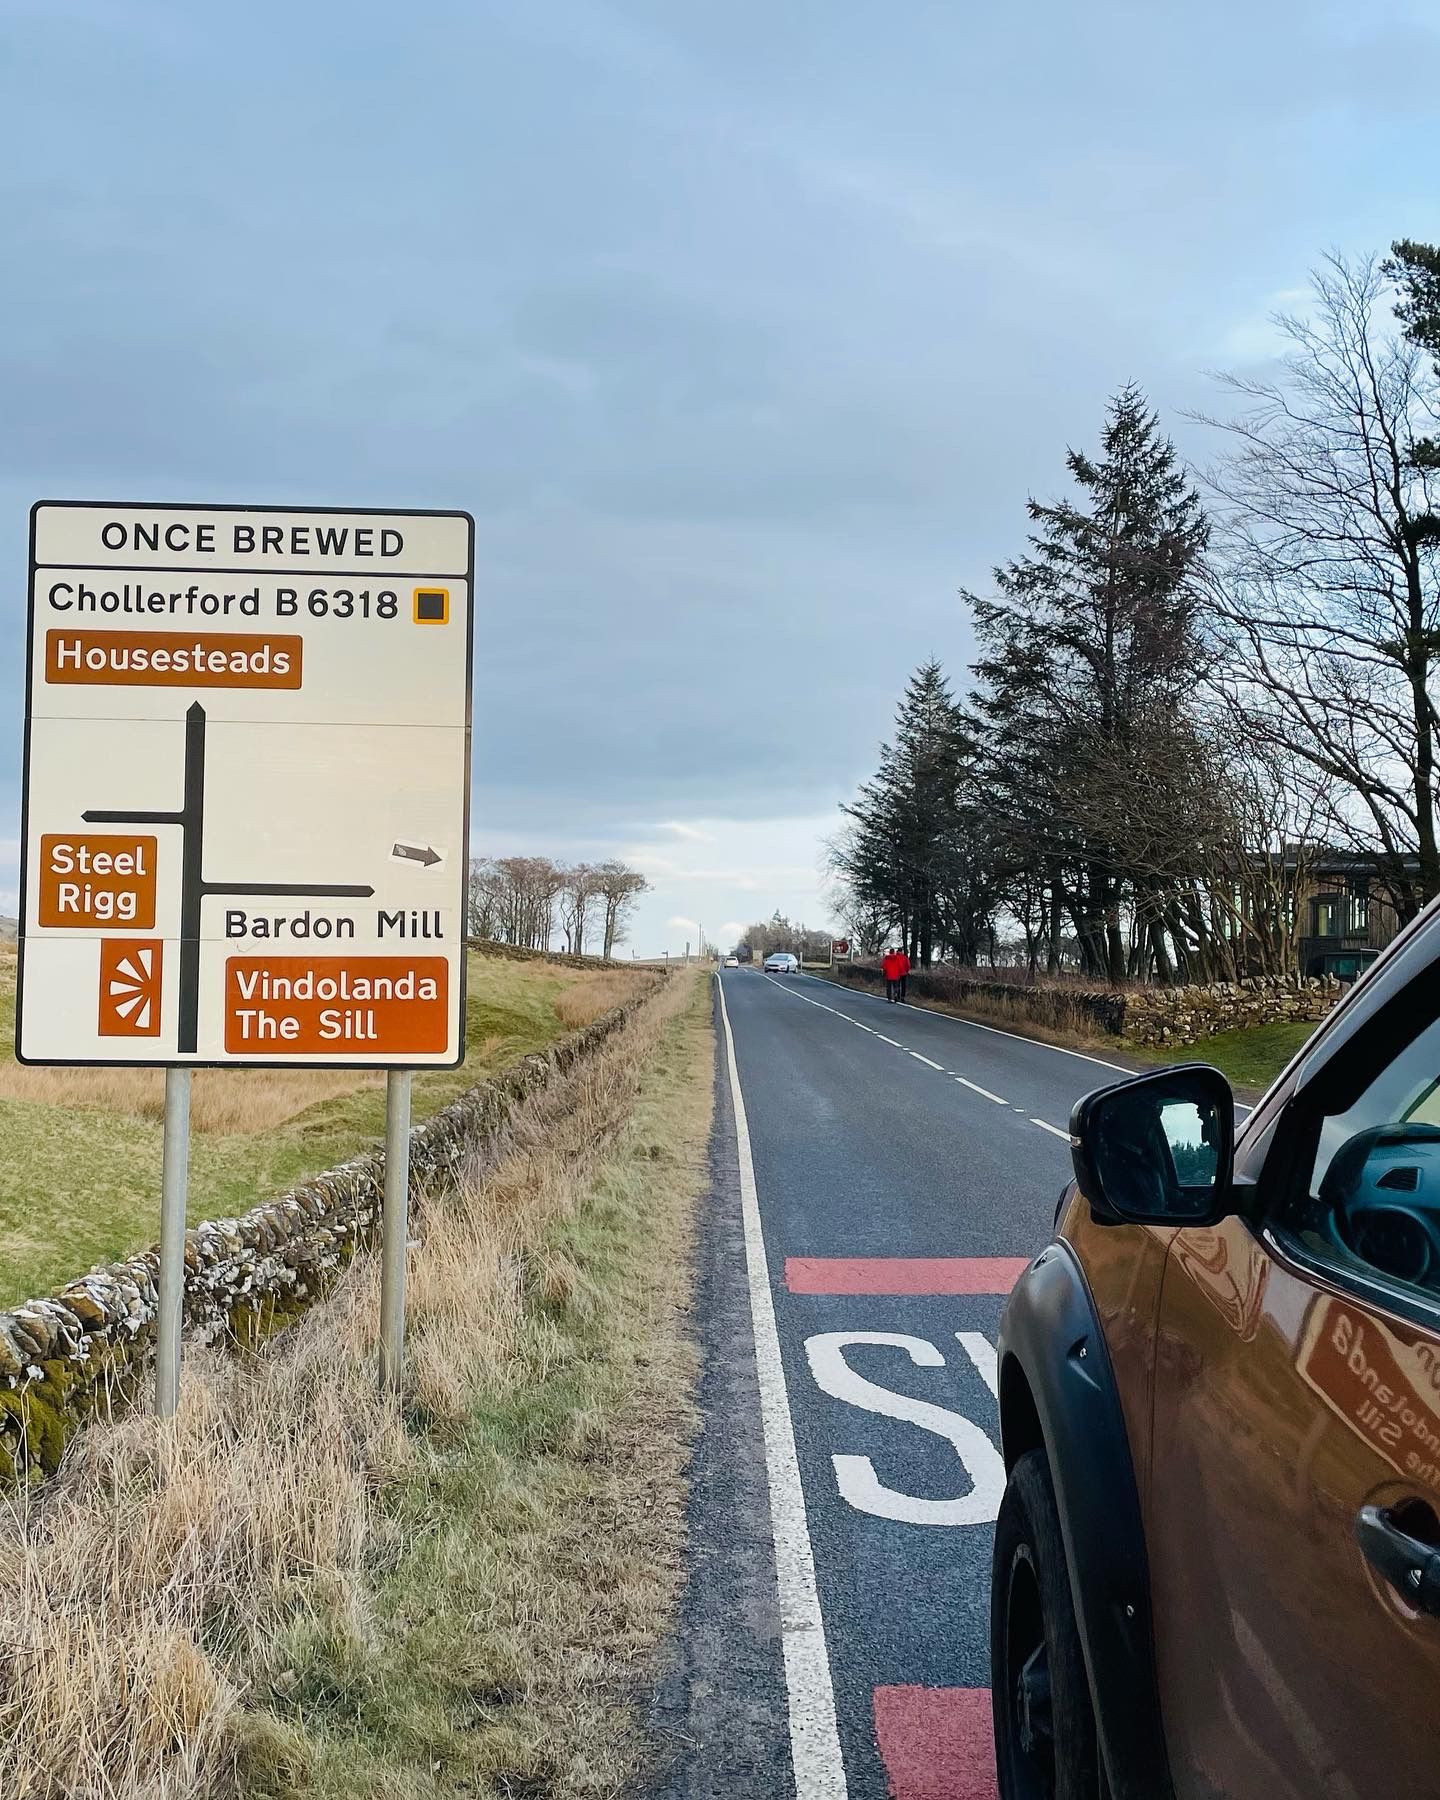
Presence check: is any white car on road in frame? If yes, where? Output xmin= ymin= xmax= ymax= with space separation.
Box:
xmin=763 ymin=952 xmax=799 ymax=974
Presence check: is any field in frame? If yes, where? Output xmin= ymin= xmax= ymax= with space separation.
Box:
xmin=0 ymin=947 xmax=638 ymax=1308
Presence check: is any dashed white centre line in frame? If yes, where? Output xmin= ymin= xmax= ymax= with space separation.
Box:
xmin=955 ymin=1076 xmax=1008 ymax=1105
xmin=909 ymin=1052 xmax=944 ymax=1070
xmin=874 ymin=1033 xmax=902 ymax=1047
xmin=1031 ymin=1118 xmax=1072 ymax=1141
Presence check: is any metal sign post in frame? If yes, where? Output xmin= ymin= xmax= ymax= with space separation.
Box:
xmin=154 ymin=1066 xmax=191 ymax=1416
xmin=16 ymin=502 xmax=474 ymax=1413
xmin=378 ymin=1069 xmax=412 ymax=1392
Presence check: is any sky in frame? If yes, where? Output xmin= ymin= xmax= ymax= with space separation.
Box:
xmin=2 ymin=0 xmax=1439 ymax=955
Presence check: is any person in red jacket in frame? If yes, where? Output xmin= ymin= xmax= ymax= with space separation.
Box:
xmin=882 ymin=946 xmax=911 ymax=1003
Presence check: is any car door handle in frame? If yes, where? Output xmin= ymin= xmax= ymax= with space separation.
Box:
xmin=1355 ymin=1504 xmax=1440 ymax=1615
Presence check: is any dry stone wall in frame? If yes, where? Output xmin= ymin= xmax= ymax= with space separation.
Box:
xmin=0 ymin=987 xmax=652 ymax=1485
xmin=1119 ymin=976 xmax=1343 ymax=1046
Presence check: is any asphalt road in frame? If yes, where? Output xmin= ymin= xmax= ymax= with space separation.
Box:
xmin=648 ymin=968 xmax=1135 ymax=1800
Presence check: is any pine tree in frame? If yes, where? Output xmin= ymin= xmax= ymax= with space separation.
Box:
xmin=837 ymin=661 xmax=978 ymax=964
xmin=964 ymin=386 xmax=1209 ymax=982
xmin=1389 ymin=239 xmax=1440 ymax=476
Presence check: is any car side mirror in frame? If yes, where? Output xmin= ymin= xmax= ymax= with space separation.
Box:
xmin=1069 ymin=1063 xmax=1235 ymax=1227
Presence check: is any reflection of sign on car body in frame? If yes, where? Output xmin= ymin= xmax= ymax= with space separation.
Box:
xmin=1298 ymin=1294 xmax=1440 ymax=1485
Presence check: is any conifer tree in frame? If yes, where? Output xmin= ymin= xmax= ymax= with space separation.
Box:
xmin=964 ymin=386 xmax=1210 ymax=981
xmin=836 ymin=660 xmax=976 ymax=963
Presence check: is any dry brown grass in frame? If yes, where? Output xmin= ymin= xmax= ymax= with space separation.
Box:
xmin=0 ymin=1063 xmax=385 ymax=1135
xmin=551 ymin=967 xmax=648 ymax=1031
xmin=0 ymin=969 xmax=711 ymax=1799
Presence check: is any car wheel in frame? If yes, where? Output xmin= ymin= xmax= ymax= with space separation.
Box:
xmin=991 ymin=1448 xmax=1103 ymax=1800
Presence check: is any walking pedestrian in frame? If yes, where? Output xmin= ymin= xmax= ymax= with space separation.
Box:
xmin=882 ymin=946 xmax=910 ymax=1003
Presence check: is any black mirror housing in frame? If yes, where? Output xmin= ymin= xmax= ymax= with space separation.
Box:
xmin=1069 ymin=1063 xmax=1235 ymax=1228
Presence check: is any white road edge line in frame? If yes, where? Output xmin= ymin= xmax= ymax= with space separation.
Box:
xmin=1031 ymin=1118 xmax=1072 ymax=1141
xmin=715 ymin=976 xmax=849 ymax=1799
xmin=955 ymin=1075 xmax=1008 ymax=1105
xmin=908 ymin=1051 xmax=944 ymax=1070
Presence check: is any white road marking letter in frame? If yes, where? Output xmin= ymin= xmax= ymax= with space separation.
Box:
xmin=803 ymin=1331 xmax=1005 ymax=1526
xmin=955 ymin=1331 xmax=1000 ymax=1401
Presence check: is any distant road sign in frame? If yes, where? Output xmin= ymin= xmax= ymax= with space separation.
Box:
xmin=18 ymin=501 xmax=474 ymax=1067
xmin=831 ymin=938 xmax=851 ymax=959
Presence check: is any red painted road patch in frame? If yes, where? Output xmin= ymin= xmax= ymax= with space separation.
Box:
xmin=873 ymin=1685 xmax=998 ymax=1800
xmin=784 ymin=1256 xmax=1029 ymax=1295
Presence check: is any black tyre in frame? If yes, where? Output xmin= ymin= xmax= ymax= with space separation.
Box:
xmin=991 ymin=1448 xmax=1103 ymax=1800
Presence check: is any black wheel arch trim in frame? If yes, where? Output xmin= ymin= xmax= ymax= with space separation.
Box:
xmin=997 ymin=1239 xmax=1176 ymax=1800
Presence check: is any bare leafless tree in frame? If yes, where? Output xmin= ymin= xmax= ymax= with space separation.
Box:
xmin=593 ymin=860 xmax=649 ymax=958
xmin=559 ymin=862 xmax=599 ymax=955
xmin=1196 ymin=252 xmax=1440 ymax=919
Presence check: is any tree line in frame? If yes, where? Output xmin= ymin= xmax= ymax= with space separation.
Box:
xmin=832 ymin=241 xmax=1440 ymax=986
xmin=467 ymin=856 xmax=649 ymax=957
xmin=734 ymin=911 xmax=836 ymax=963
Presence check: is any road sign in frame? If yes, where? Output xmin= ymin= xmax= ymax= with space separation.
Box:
xmin=18 ymin=501 xmax=474 ymax=1067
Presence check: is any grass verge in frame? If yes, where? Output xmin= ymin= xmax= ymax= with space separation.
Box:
xmin=1152 ymin=1018 xmax=1315 ymax=1092
xmin=0 ymin=966 xmax=713 ymax=1799
xmin=0 ymin=950 xmax=640 ymax=1306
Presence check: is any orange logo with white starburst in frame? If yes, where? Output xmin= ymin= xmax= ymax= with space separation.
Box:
xmin=98 ymin=939 xmax=163 ymax=1038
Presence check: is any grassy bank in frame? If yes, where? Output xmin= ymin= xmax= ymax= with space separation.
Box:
xmin=0 ymin=966 xmax=713 ymax=1798
xmin=1153 ymin=1018 xmax=1315 ymax=1092
xmin=0 ymin=949 xmax=641 ymax=1307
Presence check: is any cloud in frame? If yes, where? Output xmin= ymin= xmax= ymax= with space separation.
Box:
xmin=667 ymin=915 xmax=701 ymax=933
xmin=656 ymin=821 xmax=717 ymax=843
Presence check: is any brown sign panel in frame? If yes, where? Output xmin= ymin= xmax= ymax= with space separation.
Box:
xmin=37 ymin=834 xmax=158 ymax=929
xmin=98 ymin=939 xmax=164 ymax=1037
xmin=223 ymin=956 xmax=450 ymax=1056
xmin=45 ymin=628 xmax=303 ymax=689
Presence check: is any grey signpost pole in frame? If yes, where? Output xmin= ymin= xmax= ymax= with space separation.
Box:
xmin=379 ymin=1069 xmax=413 ymax=1393
xmin=154 ymin=1066 xmax=192 ymax=1417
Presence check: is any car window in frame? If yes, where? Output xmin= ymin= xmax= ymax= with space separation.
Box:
xmin=1272 ymin=1009 xmax=1440 ymax=1311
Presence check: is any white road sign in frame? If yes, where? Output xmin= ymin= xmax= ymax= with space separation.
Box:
xmin=17 ymin=501 xmax=474 ymax=1067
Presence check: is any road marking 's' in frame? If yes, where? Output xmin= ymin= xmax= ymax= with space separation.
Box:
xmin=908 ymin=1051 xmax=944 ymax=1070
xmin=785 ymin=1255 xmax=1029 ymax=1295
xmin=714 ymin=977 xmax=848 ymax=1799
xmin=955 ymin=1075 xmax=1008 ymax=1105
xmin=1031 ymin=1118 xmax=1072 ymax=1141
xmin=806 ymin=1332 xmax=1005 ymax=1526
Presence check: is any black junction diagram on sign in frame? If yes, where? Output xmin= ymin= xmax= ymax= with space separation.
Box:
xmin=83 ymin=701 xmax=375 ymax=1054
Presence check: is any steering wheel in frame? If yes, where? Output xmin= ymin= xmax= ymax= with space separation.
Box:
xmin=1320 ymin=1123 xmax=1440 ymax=1286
